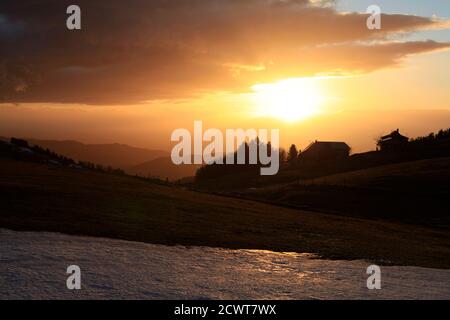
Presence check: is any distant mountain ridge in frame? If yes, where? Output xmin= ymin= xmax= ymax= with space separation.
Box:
xmin=24 ymin=138 xmax=168 ymax=168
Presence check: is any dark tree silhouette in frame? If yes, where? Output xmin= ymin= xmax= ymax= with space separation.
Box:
xmin=287 ymin=144 xmax=298 ymax=164
xmin=195 ymin=139 xmax=276 ymax=183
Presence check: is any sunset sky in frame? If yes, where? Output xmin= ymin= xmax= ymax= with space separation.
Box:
xmin=1 ymin=0 xmax=449 ymax=153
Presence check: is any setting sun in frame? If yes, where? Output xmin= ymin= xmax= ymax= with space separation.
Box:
xmin=252 ymin=78 xmax=323 ymax=122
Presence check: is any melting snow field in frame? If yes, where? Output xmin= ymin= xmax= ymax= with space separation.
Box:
xmin=1 ymin=228 xmax=449 ymax=300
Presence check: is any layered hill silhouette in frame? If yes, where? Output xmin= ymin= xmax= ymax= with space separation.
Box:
xmin=20 ymin=138 xmax=200 ymax=181
xmin=25 ymin=138 xmax=168 ymax=168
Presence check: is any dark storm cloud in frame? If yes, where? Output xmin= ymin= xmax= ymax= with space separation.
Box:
xmin=0 ymin=0 xmax=448 ymax=104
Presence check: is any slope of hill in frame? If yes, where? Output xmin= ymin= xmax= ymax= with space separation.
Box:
xmin=25 ymin=138 xmax=168 ymax=168
xmin=298 ymin=156 xmax=450 ymax=191
xmin=127 ymin=156 xmax=200 ymax=181
xmin=1 ymin=156 xmax=450 ymax=268
xmin=242 ymin=157 xmax=450 ymax=227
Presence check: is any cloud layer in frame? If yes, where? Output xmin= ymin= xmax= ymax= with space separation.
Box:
xmin=0 ymin=0 xmax=449 ymax=104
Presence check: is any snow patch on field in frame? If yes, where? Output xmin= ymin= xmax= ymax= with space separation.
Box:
xmin=1 ymin=229 xmax=449 ymax=299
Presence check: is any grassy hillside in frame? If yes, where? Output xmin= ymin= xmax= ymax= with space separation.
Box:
xmin=300 ymin=156 xmax=450 ymax=190
xmin=127 ymin=156 xmax=199 ymax=181
xmin=1 ymin=157 xmax=450 ymax=268
xmin=242 ymin=157 xmax=450 ymax=227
